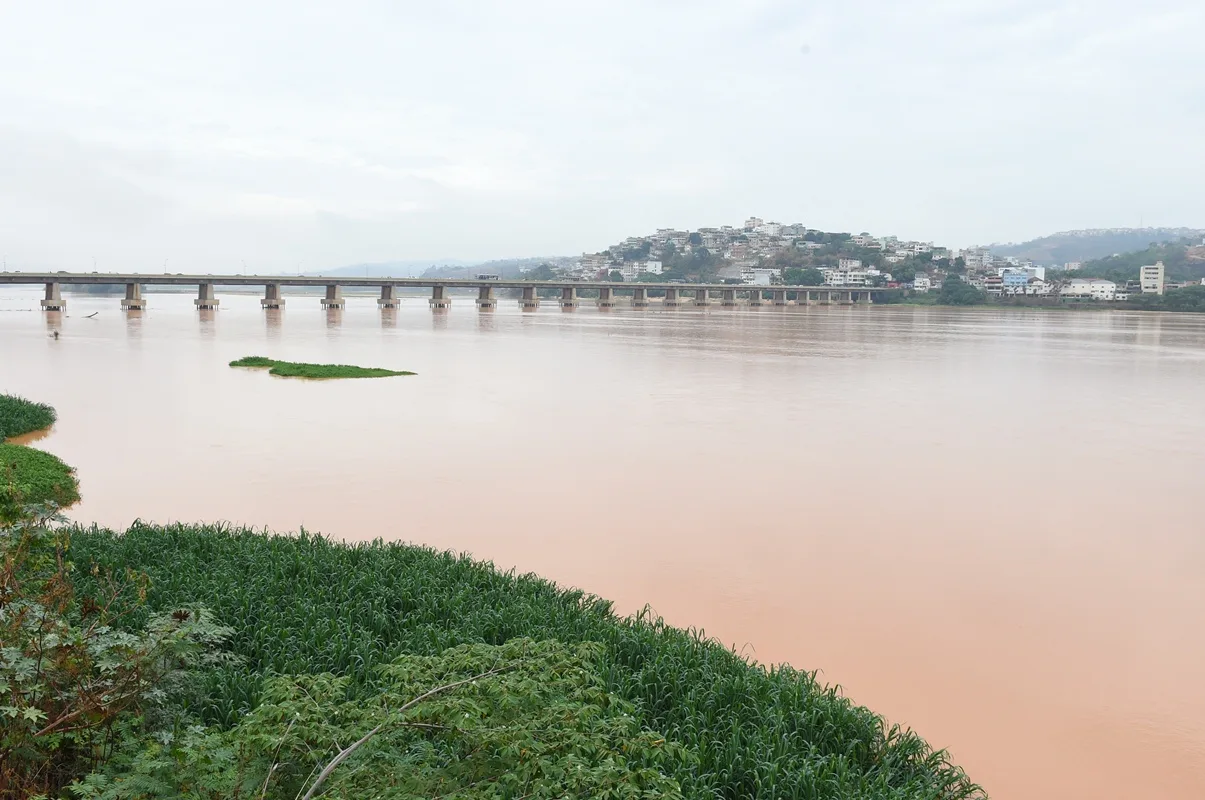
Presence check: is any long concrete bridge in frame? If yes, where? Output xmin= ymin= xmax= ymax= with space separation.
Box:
xmin=0 ymin=272 xmax=899 ymax=312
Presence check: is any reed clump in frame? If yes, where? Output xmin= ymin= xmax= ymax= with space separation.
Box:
xmin=0 ymin=393 xmax=57 ymax=439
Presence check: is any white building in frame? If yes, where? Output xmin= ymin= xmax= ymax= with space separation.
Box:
xmin=912 ymin=274 xmax=932 ymax=293
xmin=1025 ymin=279 xmax=1052 ymax=296
xmin=838 ymin=258 xmax=863 ymax=271
xmin=1140 ymin=261 xmax=1165 ymax=295
xmin=741 ymin=267 xmax=780 ymax=285
xmin=644 ymin=260 xmax=663 ymax=275
xmin=823 ymin=268 xmax=869 ymax=286
xmin=1063 ymin=278 xmax=1117 ymax=301
xmin=1064 ymin=262 xmax=1082 ymax=271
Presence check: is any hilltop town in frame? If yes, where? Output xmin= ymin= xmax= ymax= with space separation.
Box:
xmin=529 ymin=217 xmax=1205 ymax=303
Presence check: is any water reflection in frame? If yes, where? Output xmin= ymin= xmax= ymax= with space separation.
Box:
xmin=324 ymin=309 xmax=342 ymax=329
xmin=125 ymin=310 xmax=143 ymax=342
xmin=265 ymin=309 xmax=283 ymax=340
xmin=198 ymin=309 xmax=217 ymax=337
xmin=431 ymin=310 xmax=449 ymax=330
xmin=476 ymin=312 xmax=497 ymax=332
xmin=379 ymin=308 xmax=397 ymax=328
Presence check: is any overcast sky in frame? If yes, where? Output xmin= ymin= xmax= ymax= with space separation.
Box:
xmin=1 ymin=1 xmax=1202 ymax=272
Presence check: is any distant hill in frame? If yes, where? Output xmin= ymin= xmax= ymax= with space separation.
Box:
xmin=1074 ymin=239 xmax=1205 ymax=283
xmin=989 ymin=228 xmax=1204 ymax=265
xmin=420 ymin=257 xmax=575 ymax=279
xmin=307 ymin=260 xmax=471 ymax=278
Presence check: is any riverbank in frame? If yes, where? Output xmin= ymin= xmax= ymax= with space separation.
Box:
xmin=68 ymin=521 xmax=982 ymax=799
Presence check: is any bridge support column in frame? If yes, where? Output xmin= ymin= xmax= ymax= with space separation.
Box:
xmin=799 ymin=290 xmax=814 ymax=306
xmin=597 ymin=286 xmax=616 ymax=308
xmin=195 ymin=283 xmax=219 ymax=309
xmin=377 ymin=285 xmax=401 ymax=308
xmin=121 ymin=283 xmax=147 ymax=310
xmin=663 ymin=287 xmax=682 ymax=307
xmin=819 ymin=290 xmax=833 ymax=305
xmin=773 ymin=289 xmax=788 ymax=306
xmin=721 ymin=288 xmax=738 ymax=307
xmin=631 ymin=287 xmax=649 ymax=308
xmin=560 ymin=286 xmax=578 ymax=310
xmin=429 ymin=285 xmax=452 ymax=309
xmin=519 ymin=286 xmax=540 ymax=310
xmin=860 ymin=290 xmax=873 ymax=305
xmin=694 ymin=288 xmax=712 ymax=307
xmin=261 ymin=283 xmax=285 ymax=309
xmin=840 ymin=291 xmax=854 ymax=305
xmin=320 ymin=284 xmax=345 ymax=309
xmin=476 ymin=285 xmax=497 ymax=310
xmin=746 ymin=289 xmax=764 ymax=306
xmin=40 ymin=282 xmax=65 ymax=311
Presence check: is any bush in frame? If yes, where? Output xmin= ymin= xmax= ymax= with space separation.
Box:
xmin=0 ymin=512 xmax=234 ymax=798
xmin=0 ymin=394 xmax=56 ymax=440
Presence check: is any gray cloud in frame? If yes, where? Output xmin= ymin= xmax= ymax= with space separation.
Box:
xmin=0 ymin=0 xmax=1201 ymax=272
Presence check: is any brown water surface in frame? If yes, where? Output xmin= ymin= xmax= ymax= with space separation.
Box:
xmin=3 ymin=288 xmax=1204 ymax=799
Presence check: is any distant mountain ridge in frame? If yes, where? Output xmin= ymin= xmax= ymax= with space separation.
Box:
xmin=306 ymin=260 xmax=471 ymax=278
xmin=988 ymin=228 xmax=1204 ymax=265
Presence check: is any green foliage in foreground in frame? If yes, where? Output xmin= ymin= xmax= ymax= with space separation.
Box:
xmin=70 ymin=524 xmax=983 ymax=799
xmin=0 ymin=513 xmax=235 ymax=798
xmin=229 ymin=356 xmax=416 ymax=379
xmin=0 ymin=393 xmax=57 ymax=440
xmin=0 ymin=443 xmax=80 ymax=522
xmin=75 ymin=639 xmax=685 ymax=800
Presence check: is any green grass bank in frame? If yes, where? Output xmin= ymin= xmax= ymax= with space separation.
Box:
xmin=70 ymin=523 xmax=982 ymax=800
xmin=0 ymin=393 xmax=57 ymax=439
xmin=230 ymin=355 xmax=415 ymax=379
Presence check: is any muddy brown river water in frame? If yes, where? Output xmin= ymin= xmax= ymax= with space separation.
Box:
xmin=3 ymin=287 xmax=1203 ymax=798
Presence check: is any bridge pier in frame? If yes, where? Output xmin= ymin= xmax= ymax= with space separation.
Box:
xmin=261 ymin=283 xmax=285 ymax=309
xmin=429 ymin=285 xmax=452 ymax=309
xmin=721 ymin=288 xmax=738 ymax=307
xmin=519 ymin=286 xmax=540 ymax=310
xmin=694 ymin=288 xmax=712 ymax=307
xmin=194 ymin=283 xmax=219 ymax=309
xmin=773 ymin=289 xmax=788 ymax=306
xmin=663 ymin=287 xmax=682 ymax=307
xmin=560 ymin=286 xmax=578 ymax=310
xmin=632 ymin=287 xmax=649 ymax=308
xmin=859 ymin=290 xmax=873 ymax=305
xmin=747 ymin=289 xmax=764 ymax=306
xmin=41 ymin=282 xmax=65 ymax=311
xmin=597 ymin=286 xmax=616 ymax=308
xmin=121 ymin=283 xmax=147 ymax=310
xmin=797 ymin=290 xmax=814 ymax=306
xmin=476 ymin=285 xmax=497 ymax=310
xmin=377 ymin=285 xmax=401 ymax=308
xmin=839 ymin=291 xmax=854 ymax=305
xmin=320 ymin=284 xmax=345 ymax=309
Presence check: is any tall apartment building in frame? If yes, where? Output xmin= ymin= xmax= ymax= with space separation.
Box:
xmin=1140 ymin=261 xmax=1166 ymax=295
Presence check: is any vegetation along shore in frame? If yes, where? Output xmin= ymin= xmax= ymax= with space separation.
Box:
xmin=1 ymin=397 xmax=981 ymax=799
xmin=230 ymin=356 xmax=416 ymax=379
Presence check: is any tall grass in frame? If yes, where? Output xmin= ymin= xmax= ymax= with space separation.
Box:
xmin=70 ymin=524 xmax=983 ymax=800
xmin=230 ymin=356 xmax=415 ymax=379
xmin=0 ymin=394 xmax=56 ymax=439
xmin=0 ymin=443 xmax=80 ymax=507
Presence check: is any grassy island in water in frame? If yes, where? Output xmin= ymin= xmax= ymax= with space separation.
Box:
xmin=230 ymin=355 xmax=416 ymax=379
xmin=0 ymin=394 xmax=77 ymax=519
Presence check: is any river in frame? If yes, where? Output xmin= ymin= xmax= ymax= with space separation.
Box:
xmin=3 ymin=286 xmax=1203 ymax=799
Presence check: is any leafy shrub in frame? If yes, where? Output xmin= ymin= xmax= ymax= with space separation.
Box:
xmin=0 ymin=512 xmax=234 ymax=798
xmin=229 ymin=357 xmax=415 ymax=379
xmin=73 ymin=639 xmax=685 ymax=800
